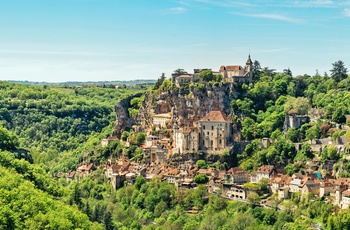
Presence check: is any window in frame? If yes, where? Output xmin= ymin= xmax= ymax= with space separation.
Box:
xmin=210 ymin=140 xmax=213 ymax=146
xmin=219 ymin=139 xmax=222 ymax=144
xmin=203 ymin=125 xmax=205 ymax=130
xmin=212 ymin=126 xmax=214 ymax=130
xmin=207 ymin=131 xmax=209 ymax=135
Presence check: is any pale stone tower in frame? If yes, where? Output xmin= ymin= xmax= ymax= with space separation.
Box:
xmin=245 ymin=54 xmax=253 ymax=78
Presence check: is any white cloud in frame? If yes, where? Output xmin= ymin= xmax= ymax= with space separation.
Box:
xmin=163 ymin=7 xmax=187 ymax=14
xmin=234 ymin=13 xmax=300 ymax=23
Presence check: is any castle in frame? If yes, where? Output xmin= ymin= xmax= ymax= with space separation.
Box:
xmin=172 ymin=55 xmax=253 ymax=86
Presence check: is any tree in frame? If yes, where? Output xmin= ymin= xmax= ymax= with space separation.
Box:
xmin=121 ymin=131 xmax=129 ymax=141
xmin=286 ymin=128 xmax=299 ymax=142
xmin=332 ymin=107 xmax=346 ymax=123
xmin=294 ymin=143 xmax=314 ymax=162
xmin=252 ymin=60 xmax=262 ymax=81
xmin=330 ymin=60 xmax=348 ymax=83
xmin=284 ymin=97 xmax=310 ymax=115
xmin=199 ymin=69 xmax=214 ymax=81
xmin=305 ymin=126 xmax=319 ymax=141
xmin=194 ymin=174 xmax=209 ymax=184
xmin=247 ymin=192 xmax=260 ymax=205
xmin=135 ymin=175 xmax=146 ymax=190
xmin=0 ymin=126 xmax=18 ymax=150
xmin=196 ymin=160 xmax=207 ymax=169
xmin=283 ymin=68 xmax=293 ymax=77
xmin=216 ymin=74 xmax=223 ymax=82
xmin=258 ymin=178 xmax=269 ymax=193
xmin=135 ymin=132 xmax=146 ymax=145
xmin=173 ymin=69 xmax=187 ymax=75
xmin=261 ymin=67 xmax=276 ymax=77
xmin=153 ymin=73 xmax=166 ymax=90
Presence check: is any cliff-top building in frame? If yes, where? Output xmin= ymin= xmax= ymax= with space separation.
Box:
xmin=171 ymin=55 xmax=253 ymax=86
xmin=219 ymin=55 xmax=253 ymax=83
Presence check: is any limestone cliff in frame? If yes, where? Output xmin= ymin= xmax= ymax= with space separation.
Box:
xmin=113 ymin=82 xmax=240 ymax=139
xmin=112 ymin=93 xmax=143 ymax=138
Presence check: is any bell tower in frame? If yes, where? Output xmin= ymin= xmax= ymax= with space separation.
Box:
xmin=245 ymin=54 xmax=253 ymax=81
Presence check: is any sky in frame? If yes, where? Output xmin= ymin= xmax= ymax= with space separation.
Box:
xmin=0 ymin=0 xmax=350 ymax=82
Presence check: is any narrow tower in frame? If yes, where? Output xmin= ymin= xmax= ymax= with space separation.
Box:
xmin=245 ymin=54 xmax=253 ymax=81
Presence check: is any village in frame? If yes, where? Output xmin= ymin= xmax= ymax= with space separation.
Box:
xmin=65 ymin=56 xmax=350 ymax=211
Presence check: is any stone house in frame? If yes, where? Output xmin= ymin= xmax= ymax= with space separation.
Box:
xmin=270 ymin=175 xmax=292 ymax=193
xmin=198 ymin=111 xmax=232 ymax=151
xmin=173 ymin=127 xmax=199 ymax=154
xmin=341 ymin=190 xmax=350 ymax=209
xmin=289 ymin=178 xmax=302 ymax=193
xmin=150 ymin=145 xmax=168 ymax=164
xmin=299 ymin=177 xmax=320 ymax=198
xmin=152 ymin=113 xmax=171 ymax=128
xmin=224 ymin=167 xmax=249 ymax=184
xmin=174 ymin=74 xmax=192 ymax=87
xmin=76 ymin=163 xmax=96 ymax=179
xmin=250 ymin=165 xmax=277 ymax=183
xmin=164 ymin=168 xmax=180 ymax=184
xmin=227 ymin=184 xmax=247 ymax=200
xmin=320 ymin=181 xmax=335 ymax=198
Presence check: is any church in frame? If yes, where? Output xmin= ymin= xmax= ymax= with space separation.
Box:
xmin=219 ymin=55 xmax=253 ymax=83
xmin=173 ymin=111 xmax=233 ymax=154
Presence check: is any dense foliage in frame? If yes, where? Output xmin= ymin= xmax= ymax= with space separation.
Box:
xmin=0 ymin=81 xmax=146 ymax=171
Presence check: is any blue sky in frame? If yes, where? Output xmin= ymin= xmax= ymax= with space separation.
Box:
xmin=0 ymin=0 xmax=350 ymax=82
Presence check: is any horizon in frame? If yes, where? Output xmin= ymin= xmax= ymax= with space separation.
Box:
xmin=0 ymin=0 xmax=350 ymax=82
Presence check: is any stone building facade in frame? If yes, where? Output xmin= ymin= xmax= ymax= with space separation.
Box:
xmin=219 ymin=55 xmax=253 ymax=83
xmin=198 ymin=111 xmax=232 ymax=151
xmin=173 ymin=110 xmax=233 ymax=154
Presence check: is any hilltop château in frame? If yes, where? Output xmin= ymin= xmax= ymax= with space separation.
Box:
xmin=171 ymin=55 xmax=253 ymax=86
xmin=220 ymin=54 xmax=253 ymax=83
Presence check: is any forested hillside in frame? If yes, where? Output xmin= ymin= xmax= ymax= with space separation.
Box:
xmin=0 ymin=81 xmax=146 ymax=172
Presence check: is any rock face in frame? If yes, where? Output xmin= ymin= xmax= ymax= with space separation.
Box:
xmin=113 ymin=82 xmax=241 ymax=141
xmin=137 ymin=83 xmax=237 ymax=131
xmin=112 ymin=93 xmax=143 ymax=138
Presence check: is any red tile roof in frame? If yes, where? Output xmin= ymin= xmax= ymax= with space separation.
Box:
xmin=227 ymin=167 xmax=248 ymax=175
xmin=225 ymin=65 xmax=243 ymax=71
xmin=200 ymin=111 xmax=228 ymax=122
xmin=257 ymin=165 xmax=275 ymax=173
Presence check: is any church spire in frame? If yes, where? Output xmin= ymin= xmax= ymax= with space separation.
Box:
xmin=246 ymin=54 xmax=252 ymax=65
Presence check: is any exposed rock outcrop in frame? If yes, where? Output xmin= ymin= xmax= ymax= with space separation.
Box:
xmin=112 ymin=93 xmax=143 ymax=138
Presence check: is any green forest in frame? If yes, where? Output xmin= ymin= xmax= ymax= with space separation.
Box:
xmin=1 ymin=59 xmax=350 ymax=229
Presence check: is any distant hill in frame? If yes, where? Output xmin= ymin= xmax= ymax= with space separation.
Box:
xmin=6 ymin=79 xmax=156 ymax=86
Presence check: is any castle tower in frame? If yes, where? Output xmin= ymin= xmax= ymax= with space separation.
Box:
xmin=245 ymin=54 xmax=252 ymax=73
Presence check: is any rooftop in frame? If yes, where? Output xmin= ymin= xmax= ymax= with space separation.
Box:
xmin=200 ymin=111 xmax=228 ymax=122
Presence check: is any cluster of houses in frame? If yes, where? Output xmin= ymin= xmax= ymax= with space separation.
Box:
xmin=100 ymin=157 xmax=350 ymax=209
